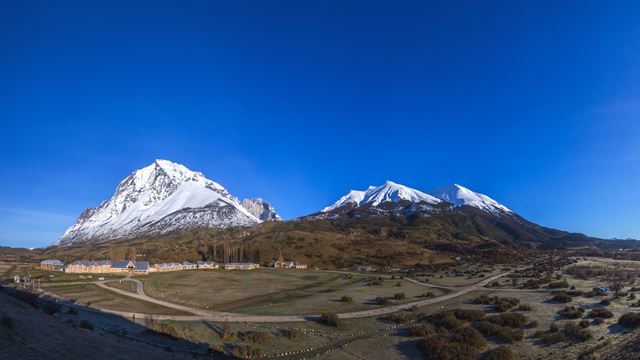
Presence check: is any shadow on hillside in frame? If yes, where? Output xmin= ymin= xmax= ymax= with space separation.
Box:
xmin=0 ymin=285 xmax=234 ymax=359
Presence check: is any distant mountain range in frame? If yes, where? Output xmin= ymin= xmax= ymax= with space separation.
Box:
xmin=54 ymin=160 xmax=616 ymax=254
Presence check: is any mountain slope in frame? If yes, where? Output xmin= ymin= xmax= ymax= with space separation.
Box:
xmin=55 ymin=160 xmax=263 ymax=246
xmin=242 ymin=198 xmax=281 ymax=221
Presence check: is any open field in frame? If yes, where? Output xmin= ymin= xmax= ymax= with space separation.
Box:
xmin=104 ymin=279 xmax=137 ymax=293
xmin=43 ymin=283 xmax=192 ymax=315
xmin=140 ymin=269 xmax=444 ymax=315
xmin=410 ymin=263 xmax=510 ymax=287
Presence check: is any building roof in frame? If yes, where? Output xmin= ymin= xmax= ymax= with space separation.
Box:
xmin=197 ymin=260 xmax=217 ymax=264
xmin=70 ymin=260 xmax=112 ymax=267
xmin=225 ymin=262 xmax=258 ymax=266
xmin=111 ymin=260 xmax=149 ymax=270
xmin=41 ymin=259 xmax=64 ymax=266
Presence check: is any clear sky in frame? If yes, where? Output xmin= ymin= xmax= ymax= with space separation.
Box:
xmin=1 ymin=1 xmax=640 ymax=248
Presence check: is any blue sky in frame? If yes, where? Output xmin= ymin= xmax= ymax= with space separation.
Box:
xmin=1 ymin=1 xmax=640 ymax=248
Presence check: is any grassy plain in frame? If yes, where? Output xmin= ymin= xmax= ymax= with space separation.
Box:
xmin=140 ymin=269 xmax=443 ymax=315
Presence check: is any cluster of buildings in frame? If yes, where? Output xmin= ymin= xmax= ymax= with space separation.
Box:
xmin=39 ymin=259 xmax=262 ymax=274
xmin=270 ymin=260 xmax=308 ymax=269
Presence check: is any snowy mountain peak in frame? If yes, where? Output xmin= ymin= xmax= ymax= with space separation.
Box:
xmin=322 ymin=181 xmax=441 ymax=212
xmin=55 ymin=160 xmax=263 ymax=246
xmin=428 ymin=184 xmax=512 ymax=215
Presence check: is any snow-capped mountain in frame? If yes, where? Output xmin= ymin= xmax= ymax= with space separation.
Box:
xmin=428 ymin=184 xmax=512 ymax=216
xmin=55 ymin=160 xmax=270 ymax=246
xmin=322 ymin=181 xmax=442 ymax=212
xmin=241 ymin=198 xmax=281 ymax=221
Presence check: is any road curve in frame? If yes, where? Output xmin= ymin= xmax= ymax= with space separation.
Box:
xmin=90 ymin=270 xmax=511 ymax=323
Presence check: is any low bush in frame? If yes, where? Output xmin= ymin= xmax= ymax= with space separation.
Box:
xmin=527 ymin=320 xmax=539 ymax=328
xmin=552 ymin=294 xmax=572 ymax=303
xmin=549 ymin=323 xmax=559 ymax=333
xmin=238 ymin=331 xmax=273 ymax=343
xmin=428 ymin=311 xmax=465 ymax=330
xmin=279 ymin=328 xmax=300 ymax=339
xmin=319 ymin=312 xmax=343 ymax=329
xmin=394 ymin=292 xmax=406 ymax=300
xmin=375 ymin=297 xmax=391 ymax=306
xmin=485 ymin=313 xmax=528 ymax=328
xmin=473 ymin=321 xmax=524 ymax=343
xmin=384 ymin=312 xmax=417 ymax=324
xmin=410 ymin=323 xmax=436 ymax=337
xmin=79 ymin=320 xmax=94 ymax=331
xmin=548 ymin=279 xmax=569 ymax=289
xmin=563 ymin=322 xmax=592 ymax=342
xmin=541 ymin=332 xmax=564 ymax=345
xmin=592 ymin=317 xmax=605 ymax=326
xmin=420 ymin=327 xmax=486 ymax=360
xmin=618 ymin=312 xmax=640 ymax=328
xmin=567 ymin=290 xmax=584 ymax=296
xmin=231 ymin=345 xmax=262 ymax=359
xmin=481 ymin=346 xmax=514 ymax=360
xmin=557 ymin=306 xmax=585 ymax=319
xmin=67 ymin=307 xmax=78 ymax=315
xmin=340 ymin=296 xmax=353 ymax=303
xmin=579 ymin=320 xmax=590 ymax=328
xmin=600 ymin=299 xmax=611 ymax=306
xmin=452 ymin=309 xmax=486 ymax=322
xmin=517 ymin=304 xmax=533 ymax=311
xmin=587 ymin=308 xmax=613 ymax=319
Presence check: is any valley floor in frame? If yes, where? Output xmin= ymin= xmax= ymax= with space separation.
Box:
xmin=2 ymin=257 xmax=640 ymax=359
